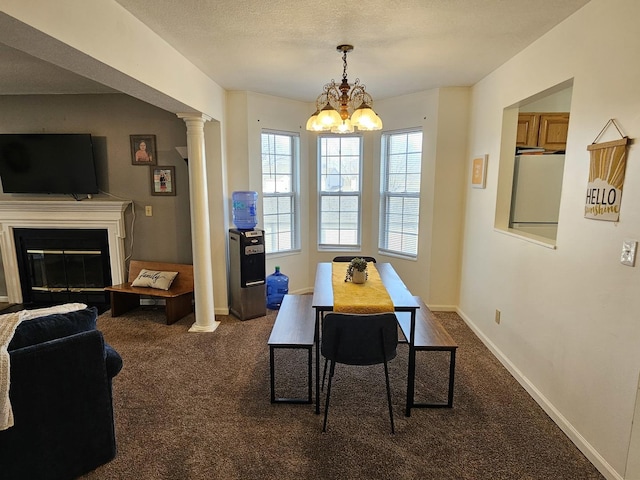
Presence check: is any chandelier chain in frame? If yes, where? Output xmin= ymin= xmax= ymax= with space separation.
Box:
xmin=342 ymin=50 xmax=348 ymax=82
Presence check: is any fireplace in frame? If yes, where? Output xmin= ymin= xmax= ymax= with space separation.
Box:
xmin=14 ymin=228 xmax=112 ymax=306
xmin=0 ymin=200 xmax=130 ymax=305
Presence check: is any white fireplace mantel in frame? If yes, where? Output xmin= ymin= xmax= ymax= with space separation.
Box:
xmin=0 ymin=199 xmax=131 ymax=303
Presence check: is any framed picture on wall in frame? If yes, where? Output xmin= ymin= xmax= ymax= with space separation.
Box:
xmin=471 ymin=154 xmax=488 ymax=189
xmin=130 ymin=134 xmax=157 ymax=165
xmin=150 ymin=166 xmax=176 ymax=196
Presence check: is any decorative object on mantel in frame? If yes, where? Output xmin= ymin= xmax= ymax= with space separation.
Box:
xmin=130 ymin=134 xmax=157 ymax=165
xmin=306 ymin=45 xmax=383 ymax=134
xmin=150 ymin=166 xmax=176 ymax=196
xmin=345 ymin=257 xmax=368 ymax=284
xmin=471 ymin=154 xmax=488 ymax=189
xmin=585 ymin=119 xmax=631 ymax=221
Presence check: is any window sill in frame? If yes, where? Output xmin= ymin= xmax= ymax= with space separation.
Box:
xmin=494 ymin=227 xmax=557 ymax=249
xmin=266 ymin=249 xmax=301 ymax=258
xmin=378 ymin=250 xmax=418 ymax=261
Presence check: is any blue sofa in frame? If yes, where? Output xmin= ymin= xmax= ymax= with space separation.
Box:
xmin=0 ymin=306 xmax=123 ymax=480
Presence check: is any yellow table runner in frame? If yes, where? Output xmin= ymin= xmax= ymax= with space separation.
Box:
xmin=332 ymin=262 xmax=394 ymax=313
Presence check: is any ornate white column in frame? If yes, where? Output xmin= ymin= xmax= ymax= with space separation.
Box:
xmin=177 ymin=113 xmax=220 ymax=332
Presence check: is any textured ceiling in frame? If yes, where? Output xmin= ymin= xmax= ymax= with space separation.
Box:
xmin=0 ymin=0 xmax=591 ymax=102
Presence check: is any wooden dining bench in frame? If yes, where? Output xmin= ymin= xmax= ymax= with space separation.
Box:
xmin=105 ymin=260 xmax=194 ymax=325
xmin=395 ymin=296 xmax=458 ymax=408
xmin=268 ymin=294 xmax=315 ymax=404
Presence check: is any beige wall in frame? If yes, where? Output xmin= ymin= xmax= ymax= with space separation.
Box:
xmin=225 ymin=91 xmax=311 ymax=294
xmin=0 ymin=94 xmax=191 ymax=297
xmin=226 ymin=88 xmax=469 ymax=307
xmin=460 ymin=0 xmax=640 ymax=477
xmin=371 ymin=88 xmax=470 ymax=309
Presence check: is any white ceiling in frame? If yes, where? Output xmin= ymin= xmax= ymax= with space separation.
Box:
xmin=0 ymin=0 xmax=591 ymax=103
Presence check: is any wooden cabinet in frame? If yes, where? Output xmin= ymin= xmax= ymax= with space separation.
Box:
xmin=516 ymin=112 xmax=569 ymax=150
xmin=516 ymin=114 xmax=539 ymax=147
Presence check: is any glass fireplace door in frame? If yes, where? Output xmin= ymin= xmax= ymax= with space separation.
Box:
xmin=27 ymin=249 xmax=105 ymax=302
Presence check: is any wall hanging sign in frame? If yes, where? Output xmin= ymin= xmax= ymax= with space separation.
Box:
xmin=585 ymin=119 xmax=629 ymax=221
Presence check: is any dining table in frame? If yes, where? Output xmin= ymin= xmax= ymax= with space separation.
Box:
xmin=311 ymin=262 xmax=421 ymax=416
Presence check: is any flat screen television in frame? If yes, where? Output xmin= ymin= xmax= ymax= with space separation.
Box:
xmin=0 ymin=133 xmax=99 ymax=195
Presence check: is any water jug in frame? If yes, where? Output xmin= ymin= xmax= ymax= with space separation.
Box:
xmin=232 ymin=191 xmax=258 ymax=230
xmin=266 ymin=266 xmax=289 ymax=310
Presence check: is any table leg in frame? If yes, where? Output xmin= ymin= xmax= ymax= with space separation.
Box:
xmin=406 ymin=309 xmax=416 ymax=417
xmin=447 ymin=349 xmax=456 ymax=407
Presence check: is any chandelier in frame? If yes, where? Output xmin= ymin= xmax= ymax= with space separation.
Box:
xmin=306 ymin=45 xmax=383 ymax=134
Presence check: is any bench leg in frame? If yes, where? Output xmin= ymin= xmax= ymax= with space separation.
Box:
xmin=405 ymin=310 xmax=417 ymax=417
xmin=447 ymin=349 xmax=456 ymax=408
xmin=270 ymin=346 xmax=276 ymax=403
xmin=315 ymin=310 xmax=322 ymax=414
xmin=270 ymin=345 xmax=313 ymax=404
xmin=410 ymin=347 xmax=457 ymax=409
xmin=110 ymin=291 xmax=141 ymax=317
xmin=165 ymin=293 xmax=194 ymax=325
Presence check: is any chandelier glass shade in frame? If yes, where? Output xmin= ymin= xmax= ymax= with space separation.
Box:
xmin=306 ymin=45 xmax=382 ymax=133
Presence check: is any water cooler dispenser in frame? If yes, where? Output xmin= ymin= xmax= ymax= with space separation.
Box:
xmin=228 ymin=229 xmax=266 ymax=320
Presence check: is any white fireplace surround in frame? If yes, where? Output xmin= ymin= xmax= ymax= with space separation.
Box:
xmin=0 ymin=200 xmax=131 ymax=303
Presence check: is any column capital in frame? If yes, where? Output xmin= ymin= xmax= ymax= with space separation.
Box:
xmin=176 ymin=112 xmax=212 ymax=123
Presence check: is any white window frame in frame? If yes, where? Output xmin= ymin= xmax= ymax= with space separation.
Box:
xmin=261 ymin=130 xmax=300 ymax=254
xmin=379 ymin=129 xmax=423 ymax=258
xmin=317 ymin=135 xmax=363 ymax=250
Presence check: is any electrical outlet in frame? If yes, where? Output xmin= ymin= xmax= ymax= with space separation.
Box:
xmin=621 ymin=240 xmax=637 ymax=267
xmin=145 ymin=205 xmax=153 ymax=217
xmin=495 ymin=309 xmax=501 ymax=324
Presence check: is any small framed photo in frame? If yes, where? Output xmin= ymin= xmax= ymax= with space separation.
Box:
xmin=471 ymin=154 xmax=488 ymax=189
xmin=150 ymin=166 xmax=176 ymax=196
xmin=130 ymin=134 xmax=157 ymax=165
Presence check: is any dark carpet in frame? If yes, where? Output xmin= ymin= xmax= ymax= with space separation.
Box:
xmin=82 ymin=306 xmax=604 ymax=480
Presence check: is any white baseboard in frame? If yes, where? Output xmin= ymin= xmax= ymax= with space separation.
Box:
xmin=425 ymin=303 xmax=457 ymax=312
xmin=0 ymin=296 xmax=9 ymax=303
xmin=291 ymin=287 xmax=314 ymax=295
xmin=455 ymin=307 xmax=622 ymax=480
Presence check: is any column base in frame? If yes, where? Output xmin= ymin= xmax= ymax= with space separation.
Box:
xmin=188 ymin=320 xmax=220 ymax=333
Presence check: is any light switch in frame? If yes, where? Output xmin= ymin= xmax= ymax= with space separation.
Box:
xmin=621 ymin=240 xmax=637 ymax=267
xmin=145 ymin=205 xmax=153 ymax=217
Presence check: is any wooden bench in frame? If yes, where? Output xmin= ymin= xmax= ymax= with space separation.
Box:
xmin=268 ymin=294 xmax=315 ymax=404
xmin=104 ymin=260 xmax=194 ymax=325
xmin=395 ymin=296 xmax=458 ymax=408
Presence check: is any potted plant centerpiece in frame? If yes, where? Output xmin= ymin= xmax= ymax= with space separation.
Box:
xmin=345 ymin=257 xmax=368 ymax=284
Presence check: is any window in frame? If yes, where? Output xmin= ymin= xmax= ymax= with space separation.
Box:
xmin=379 ymin=130 xmax=423 ymax=257
xmin=318 ymin=136 xmax=362 ymax=248
xmin=261 ymin=131 xmax=299 ymax=253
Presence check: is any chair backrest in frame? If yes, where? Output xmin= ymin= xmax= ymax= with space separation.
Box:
xmin=332 ymin=256 xmax=377 ymax=263
xmin=321 ymin=313 xmax=398 ymax=366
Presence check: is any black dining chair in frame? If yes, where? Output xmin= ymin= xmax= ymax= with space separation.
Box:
xmin=320 ymin=312 xmax=398 ymax=433
xmin=332 ymin=256 xmax=377 ymax=263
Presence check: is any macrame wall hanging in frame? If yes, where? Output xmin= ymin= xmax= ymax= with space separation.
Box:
xmin=585 ymin=119 xmax=630 ymax=221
